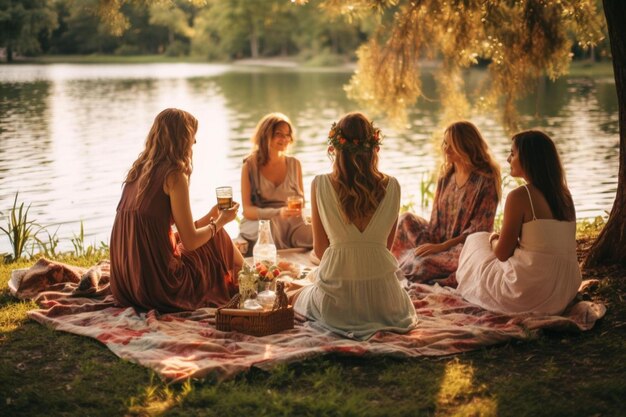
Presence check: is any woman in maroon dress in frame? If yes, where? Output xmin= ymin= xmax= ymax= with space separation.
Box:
xmin=110 ymin=108 xmax=244 ymax=312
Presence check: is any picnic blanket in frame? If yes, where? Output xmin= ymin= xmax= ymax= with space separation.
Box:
xmin=9 ymin=255 xmax=606 ymax=382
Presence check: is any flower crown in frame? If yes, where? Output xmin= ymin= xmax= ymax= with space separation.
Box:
xmin=327 ymin=121 xmax=382 ymax=153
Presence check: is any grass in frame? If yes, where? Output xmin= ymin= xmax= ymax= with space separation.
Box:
xmin=1 ymin=239 xmax=625 ymax=416
xmin=568 ymin=60 xmax=615 ymax=77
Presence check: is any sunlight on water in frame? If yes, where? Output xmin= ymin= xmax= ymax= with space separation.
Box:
xmin=0 ymin=64 xmax=618 ymax=253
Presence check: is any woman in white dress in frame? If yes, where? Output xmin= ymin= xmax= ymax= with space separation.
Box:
xmin=293 ymin=112 xmax=418 ymax=340
xmin=456 ymin=130 xmax=581 ymax=315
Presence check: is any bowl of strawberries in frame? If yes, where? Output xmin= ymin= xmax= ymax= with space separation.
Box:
xmin=255 ymin=260 xmax=281 ymax=285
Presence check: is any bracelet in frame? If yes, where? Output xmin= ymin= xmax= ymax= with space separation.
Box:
xmin=208 ymin=219 xmax=217 ymax=236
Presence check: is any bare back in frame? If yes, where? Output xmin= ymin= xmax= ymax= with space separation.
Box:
xmin=521 ymin=184 xmax=554 ymax=222
xmin=522 ymin=184 xmax=574 ymax=223
xmin=329 ymin=176 xmax=390 ymax=233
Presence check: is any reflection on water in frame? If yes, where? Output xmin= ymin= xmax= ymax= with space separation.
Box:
xmin=0 ymin=64 xmax=619 ymax=253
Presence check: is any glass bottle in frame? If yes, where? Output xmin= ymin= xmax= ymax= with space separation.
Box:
xmin=253 ymin=220 xmax=277 ymax=266
xmin=253 ymin=220 xmax=277 ymax=309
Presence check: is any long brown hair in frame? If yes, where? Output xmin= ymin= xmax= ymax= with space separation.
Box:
xmin=442 ymin=121 xmax=502 ymax=201
xmin=245 ymin=113 xmax=294 ymax=166
xmin=512 ymin=130 xmax=575 ymax=221
xmin=329 ymin=112 xmax=387 ymax=223
xmin=125 ymin=108 xmax=197 ymax=203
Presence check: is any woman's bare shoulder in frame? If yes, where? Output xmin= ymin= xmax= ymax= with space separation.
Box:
xmin=506 ymin=186 xmax=528 ymax=201
xmin=503 ymin=186 xmax=532 ymax=214
xmin=163 ymin=170 xmax=188 ymax=194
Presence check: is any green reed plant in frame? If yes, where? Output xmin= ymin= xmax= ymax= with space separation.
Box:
xmin=492 ymin=173 xmax=523 ymax=232
xmin=493 ymin=211 xmax=504 ymax=233
xmin=71 ymin=221 xmax=93 ymax=257
xmin=69 ymin=221 xmax=109 ymax=258
xmin=0 ymin=192 xmax=39 ymax=262
xmin=501 ymin=173 xmax=524 ymax=193
xmin=98 ymin=240 xmax=109 ymax=253
xmin=419 ymin=173 xmax=436 ymax=208
xmin=400 ymin=198 xmax=416 ymax=214
xmin=33 ymin=226 xmax=60 ymax=259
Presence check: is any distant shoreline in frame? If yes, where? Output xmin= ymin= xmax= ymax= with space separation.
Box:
xmin=0 ymin=55 xmax=614 ymax=77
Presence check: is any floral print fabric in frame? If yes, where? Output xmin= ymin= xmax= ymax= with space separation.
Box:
xmin=392 ymin=171 xmax=499 ymax=283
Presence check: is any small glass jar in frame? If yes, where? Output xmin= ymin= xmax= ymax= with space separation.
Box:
xmin=257 ymin=284 xmax=276 ymax=310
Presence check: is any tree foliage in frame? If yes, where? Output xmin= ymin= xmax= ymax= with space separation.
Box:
xmin=191 ymin=0 xmax=278 ymax=60
xmin=148 ymin=1 xmax=193 ymax=55
xmin=0 ymin=0 xmax=370 ymax=61
xmin=318 ymin=0 xmax=605 ymax=125
xmin=190 ymin=0 xmax=368 ymax=60
xmin=84 ymin=0 xmax=201 ymax=36
xmin=0 ymin=0 xmax=57 ymax=61
xmin=49 ymin=0 xmax=122 ymax=54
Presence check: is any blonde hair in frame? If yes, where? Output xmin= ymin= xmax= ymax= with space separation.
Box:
xmin=442 ymin=121 xmax=502 ymax=201
xmin=246 ymin=113 xmax=294 ymax=166
xmin=329 ymin=112 xmax=387 ymax=223
xmin=125 ymin=108 xmax=197 ymax=203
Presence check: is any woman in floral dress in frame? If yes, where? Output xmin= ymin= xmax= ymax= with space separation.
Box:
xmin=391 ymin=121 xmax=501 ymax=285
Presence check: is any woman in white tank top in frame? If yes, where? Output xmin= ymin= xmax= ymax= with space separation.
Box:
xmin=456 ymin=130 xmax=581 ymax=315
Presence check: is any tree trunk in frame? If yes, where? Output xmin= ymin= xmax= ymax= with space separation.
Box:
xmin=7 ymin=45 xmax=13 ymax=63
xmin=330 ymin=31 xmax=338 ymax=55
xmin=250 ymin=27 xmax=259 ymax=58
xmin=281 ymin=40 xmax=288 ymax=56
xmin=590 ymin=45 xmax=596 ymax=62
xmin=584 ymin=0 xmax=626 ymax=268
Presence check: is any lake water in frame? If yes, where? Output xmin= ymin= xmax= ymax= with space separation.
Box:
xmin=0 ymin=63 xmax=619 ymax=254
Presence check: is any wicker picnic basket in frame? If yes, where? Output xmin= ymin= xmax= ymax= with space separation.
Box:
xmin=215 ymin=305 xmax=294 ymax=336
xmin=215 ymin=281 xmax=294 ymax=336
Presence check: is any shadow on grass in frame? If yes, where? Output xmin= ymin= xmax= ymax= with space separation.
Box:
xmin=163 ymin=355 xmax=449 ymax=417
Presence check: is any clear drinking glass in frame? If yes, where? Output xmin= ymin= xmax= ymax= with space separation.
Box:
xmin=287 ymin=195 xmax=303 ymax=210
xmin=215 ymin=186 xmax=233 ymax=209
